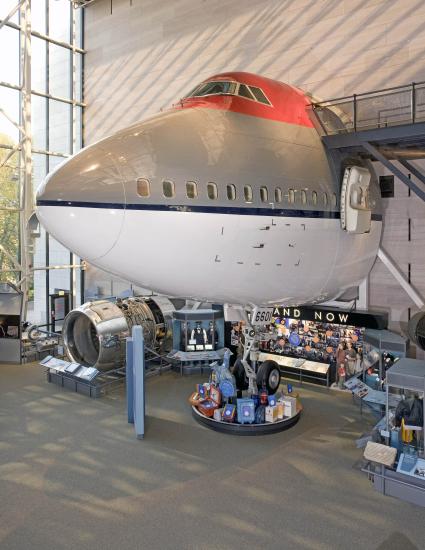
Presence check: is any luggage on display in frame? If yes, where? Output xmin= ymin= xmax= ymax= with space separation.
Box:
xmin=214 ymin=408 xmax=224 ymax=421
xmin=237 ymin=398 xmax=256 ymax=424
xmin=198 ymin=399 xmax=219 ymax=417
xmin=222 ymin=403 xmax=236 ymax=422
xmin=280 ymin=396 xmax=297 ymax=417
xmin=255 ymin=404 xmax=266 ymax=424
xmin=196 ymin=383 xmax=208 ymax=398
xmin=265 ymin=405 xmax=278 ymax=423
xmin=277 ymin=402 xmax=285 ymax=419
xmin=268 ymin=394 xmax=277 ymax=406
xmin=210 ymin=385 xmax=221 ymax=405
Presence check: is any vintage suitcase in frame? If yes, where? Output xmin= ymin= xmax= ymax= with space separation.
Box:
xmin=237 ymin=398 xmax=256 ymax=424
xmin=268 ymin=394 xmax=277 ymax=406
xmin=213 ymin=407 xmax=223 ymax=421
xmin=280 ymin=396 xmax=297 ymax=417
xmin=196 ymin=384 xmax=209 ymax=398
xmin=265 ymin=405 xmax=278 ymax=423
xmin=255 ymin=405 xmax=266 ymax=424
xmin=209 ymin=385 xmax=221 ymax=406
xmin=198 ymin=399 xmax=219 ymax=417
xmin=276 ymin=402 xmax=285 ymax=420
xmin=222 ymin=403 xmax=236 ymax=422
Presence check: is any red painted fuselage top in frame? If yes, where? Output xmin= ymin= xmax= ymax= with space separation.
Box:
xmin=173 ymin=72 xmax=314 ymax=127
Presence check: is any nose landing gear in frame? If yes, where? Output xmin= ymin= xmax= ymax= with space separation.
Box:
xmin=234 ymin=322 xmax=281 ymax=394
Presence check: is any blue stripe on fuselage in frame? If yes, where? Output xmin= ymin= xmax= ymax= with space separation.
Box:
xmin=36 ymin=199 xmax=383 ymax=221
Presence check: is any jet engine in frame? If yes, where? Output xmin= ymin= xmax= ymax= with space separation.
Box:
xmin=62 ymin=296 xmax=175 ymax=370
xmin=408 ymin=312 xmax=425 ymax=351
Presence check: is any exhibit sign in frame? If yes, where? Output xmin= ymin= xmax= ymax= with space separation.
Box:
xmin=272 ymin=306 xmax=388 ymax=329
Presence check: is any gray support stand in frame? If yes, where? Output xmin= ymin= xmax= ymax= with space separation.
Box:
xmin=126 ymin=326 xmax=145 ymax=439
xmin=126 ymin=337 xmax=134 ymax=424
xmin=133 ymin=326 xmax=145 ymax=439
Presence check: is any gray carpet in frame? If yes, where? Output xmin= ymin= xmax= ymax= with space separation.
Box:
xmin=0 ymin=363 xmax=423 ymax=550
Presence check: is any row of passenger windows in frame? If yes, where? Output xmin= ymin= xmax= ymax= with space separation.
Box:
xmin=136 ymin=178 xmax=338 ymax=207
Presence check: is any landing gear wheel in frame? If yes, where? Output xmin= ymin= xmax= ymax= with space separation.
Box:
xmin=256 ymin=360 xmax=281 ymax=393
xmin=231 ymin=358 xmax=249 ymax=391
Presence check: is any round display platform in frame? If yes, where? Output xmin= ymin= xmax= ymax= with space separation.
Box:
xmin=192 ymin=405 xmax=302 ymax=436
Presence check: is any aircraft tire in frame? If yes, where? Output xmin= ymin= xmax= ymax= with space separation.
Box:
xmin=231 ymin=358 xmax=249 ymax=391
xmin=257 ymin=360 xmax=281 ymax=393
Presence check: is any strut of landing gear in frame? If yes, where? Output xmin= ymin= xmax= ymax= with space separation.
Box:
xmin=232 ymin=325 xmax=281 ymax=394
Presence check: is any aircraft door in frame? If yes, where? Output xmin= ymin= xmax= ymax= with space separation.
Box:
xmin=340 ymin=166 xmax=372 ymax=234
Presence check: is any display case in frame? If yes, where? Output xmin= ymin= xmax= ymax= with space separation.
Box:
xmin=169 ymin=308 xmax=226 ymax=374
xmin=172 ymin=308 xmax=224 ymax=352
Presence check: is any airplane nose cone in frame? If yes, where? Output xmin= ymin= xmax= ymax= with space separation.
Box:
xmin=36 ymin=143 xmax=126 ymax=261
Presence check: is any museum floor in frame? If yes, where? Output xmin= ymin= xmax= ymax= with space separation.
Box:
xmin=0 ymin=364 xmax=424 ymax=550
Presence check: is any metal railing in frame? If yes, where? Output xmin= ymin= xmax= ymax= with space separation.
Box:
xmin=311 ymin=81 xmax=425 ymax=135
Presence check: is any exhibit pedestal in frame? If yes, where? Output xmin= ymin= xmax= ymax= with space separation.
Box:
xmin=192 ymin=403 xmax=302 ymax=436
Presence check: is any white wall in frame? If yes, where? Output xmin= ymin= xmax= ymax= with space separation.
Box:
xmin=84 ymin=0 xmax=425 ymax=352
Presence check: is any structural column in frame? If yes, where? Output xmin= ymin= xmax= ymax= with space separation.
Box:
xmin=19 ymin=0 xmax=33 ymax=317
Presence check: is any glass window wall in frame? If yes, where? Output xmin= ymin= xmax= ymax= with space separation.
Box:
xmin=0 ymin=1 xmax=84 ymax=328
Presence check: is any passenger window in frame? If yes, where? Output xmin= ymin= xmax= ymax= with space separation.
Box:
xmin=137 ymin=178 xmax=150 ymax=198
xmin=244 ymin=185 xmax=253 ymax=203
xmin=312 ymin=190 xmax=318 ymax=205
xmin=207 ymin=182 xmax=218 ymax=200
xmin=186 ymin=181 xmax=197 ymax=199
xmin=260 ymin=186 xmax=268 ymax=203
xmin=332 ymin=192 xmax=337 ymax=208
xmin=238 ymin=84 xmax=254 ymax=100
xmin=301 ymin=190 xmax=307 ymax=204
xmin=226 ymin=184 xmax=237 ymax=201
xmin=288 ymin=189 xmax=295 ymax=204
xmin=163 ymin=180 xmax=175 ymax=198
xmin=274 ymin=187 xmax=282 ymax=203
xmin=323 ymin=192 xmax=328 ymax=207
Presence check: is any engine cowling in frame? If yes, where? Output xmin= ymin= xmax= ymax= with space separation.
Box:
xmin=62 ymin=296 xmax=175 ymax=370
xmin=408 ymin=312 xmax=425 ymax=351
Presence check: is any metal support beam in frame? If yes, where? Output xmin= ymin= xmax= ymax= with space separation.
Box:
xmin=0 ymin=142 xmax=69 ymax=158
xmin=0 ymin=18 xmax=86 ymax=53
xmin=0 ymin=139 xmax=24 ymax=168
xmin=19 ymin=0 xmax=33 ymax=319
xmin=0 ymin=79 xmax=86 ymax=107
xmin=0 ymin=107 xmax=24 ymax=133
xmin=378 ymin=248 xmax=425 ymax=309
xmin=0 ymin=0 xmax=25 ymax=31
xmin=398 ymin=159 xmax=425 ymax=187
xmin=361 ymin=142 xmax=425 ymax=202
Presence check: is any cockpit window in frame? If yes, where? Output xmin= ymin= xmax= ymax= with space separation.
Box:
xmin=238 ymin=84 xmax=254 ymax=99
xmin=184 ymin=80 xmax=272 ymax=106
xmin=186 ymin=81 xmax=237 ymax=98
xmin=249 ymin=86 xmax=271 ymax=105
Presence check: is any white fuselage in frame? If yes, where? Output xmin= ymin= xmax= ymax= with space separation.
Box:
xmin=36 ymin=106 xmax=383 ymax=306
